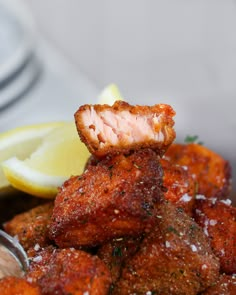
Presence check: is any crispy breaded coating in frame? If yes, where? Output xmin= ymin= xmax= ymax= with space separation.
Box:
xmin=86 ymin=156 xmax=196 ymax=217
xmin=113 ymin=200 xmax=220 ymax=295
xmin=26 ymin=247 xmax=111 ymax=295
xmin=49 ymin=149 xmax=164 ymax=248
xmin=97 ymin=236 xmax=142 ymax=285
xmin=74 ymin=101 xmax=176 ymax=157
xmin=164 ymin=143 xmax=232 ymax=198
xmin=194 ymin=197 xmax=236 ymax=274
xmin=0 ymin=276 xmax=41 ymax=295
xmin=160 ymin=158 xmax=196 ymax=215
xmin=4 ymin=202 xmax=54 ymax=251
xmin=201 ymin=274 xmax=236 ymax=295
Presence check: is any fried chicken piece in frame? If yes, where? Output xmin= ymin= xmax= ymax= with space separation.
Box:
xmin=97 ymin=236 xmax=142 ymax=285
xmin=0 ymin=276 xmax=41 ymax=295
xmin=26 ymin=247 xmax=111 ymax=295
xmin=160 ymin=158 xmax=196 ymax=215
xmin=194 ymin=197 xmax=236 ymax=274
xmin=164 ymin=143 xmax=232 ymax=198
xmin=85 ymin=157 xmax=196 ymax=216
xmin=201 ymin=274 xmax=236 ymax=295
xmin=74 ymin=101 xmax=176 ymax=157
xmin=4 ymin=202 xmax=54 ymax=251
xmin=113 ymin=200 xmax=220 ymax=295
xmin=49 ymin=149 xmax=164 ymax=248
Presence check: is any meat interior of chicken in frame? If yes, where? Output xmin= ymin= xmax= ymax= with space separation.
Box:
xmin=75 ymin=101 xmax=176 ymax=157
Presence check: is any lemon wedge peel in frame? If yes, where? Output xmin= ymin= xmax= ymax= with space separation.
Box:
xmin=0 ymin=122 xmax=64 ymax=150
xmin=2 ymin=157 xmax=66 ymax=198
xmin=1 ymin=122 xmax=91 ymax=198
xmin=0 ymin=121 xmax=65 ymax=192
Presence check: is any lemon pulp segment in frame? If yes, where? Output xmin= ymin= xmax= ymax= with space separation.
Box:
xmin=1 ymin=122 xmax=90 ymax=198
xmin=0 ymin=122 xmax=64 ymax=192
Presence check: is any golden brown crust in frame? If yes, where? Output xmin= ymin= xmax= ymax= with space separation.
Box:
xmin=0 ymin=276 xmax=41 ymax=295
xmin=202 ymin=274 xmax=236 ymax=295
xmin=49 ymin=149 xmax=164 ymax=248
xmin=164 ymin=143 xmax=232 ymax=198
xmin=26 ymin=247 xmax=111 ymax=295
xmin=113 ymin=200 xmax=220 ymax=295
xmin=97 ymin=236 xmax=142 ymax=285
xmin=194 ymin=197 xmax=236 ymax=274
xmin=3 ymin=202 xmax=54 ymax=251
xmin=160 ymin=158 xmax=196 ymax=215
xmin=74 ymin=101 xmax=176 ymax=157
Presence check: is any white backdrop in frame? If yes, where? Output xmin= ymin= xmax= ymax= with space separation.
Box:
xmin=22 ymin=0 xmax=236 ymax=97
xmin=21 ymin=0 xmax=236 ymax=187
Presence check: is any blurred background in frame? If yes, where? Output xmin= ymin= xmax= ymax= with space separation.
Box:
xmin=1 ymin=0 xmax=236 ymax=186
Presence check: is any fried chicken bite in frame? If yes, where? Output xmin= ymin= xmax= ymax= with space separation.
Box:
xmin=160 ymin=158 xmax=196 ymax=215
xmin=201 ymin=274 xmax=236 ymax=295
xmin=164 ymin=143 xmax=232 ymax=198
xmin=3 ymin=202 xmax=54 ymax=251
xmin=49 ymin=149 xmax=164 ymax=248
xmin=0 ymin=276 xmax=41 ymax=295
xmin=113 ymin=200 xmax=220 ymax=295
xmin=26 ymin=247 xmax=111 ymax=295
xmin=74 ymin=101 xmax=176 ymax=157
xmin=194 ymin=197 xmax=236 ymax=274
xmin=97 ymin=236 xmax=142 ymax=285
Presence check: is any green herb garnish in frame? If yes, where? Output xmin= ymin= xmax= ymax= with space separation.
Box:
xmin=112 ymin=246 xmax=123 ymax=257
xmin=184 ymin=135 xmax=203 ymax=145
xmin=167 ymin=226 xmax=179 ymax=236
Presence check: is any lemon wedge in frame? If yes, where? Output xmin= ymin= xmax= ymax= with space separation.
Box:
xmin=2 ymin=123 xmax=90 ymax=198
xmin=97 ymin=83 xmax=123 ymax=105
xmin=0 ymin=122 xmax=64 ymax=193
xmin=1 ymin=84 xmax=123 ymax=198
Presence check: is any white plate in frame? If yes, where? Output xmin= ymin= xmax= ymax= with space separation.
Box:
xmin=0 ymin=0 xmax=36 ymax=109
xmin=0 ymin=0 xmax=35 ymax=81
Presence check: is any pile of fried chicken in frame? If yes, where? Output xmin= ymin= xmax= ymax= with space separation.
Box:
xmin=1 ymin=101 xmax=236 ymax=295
